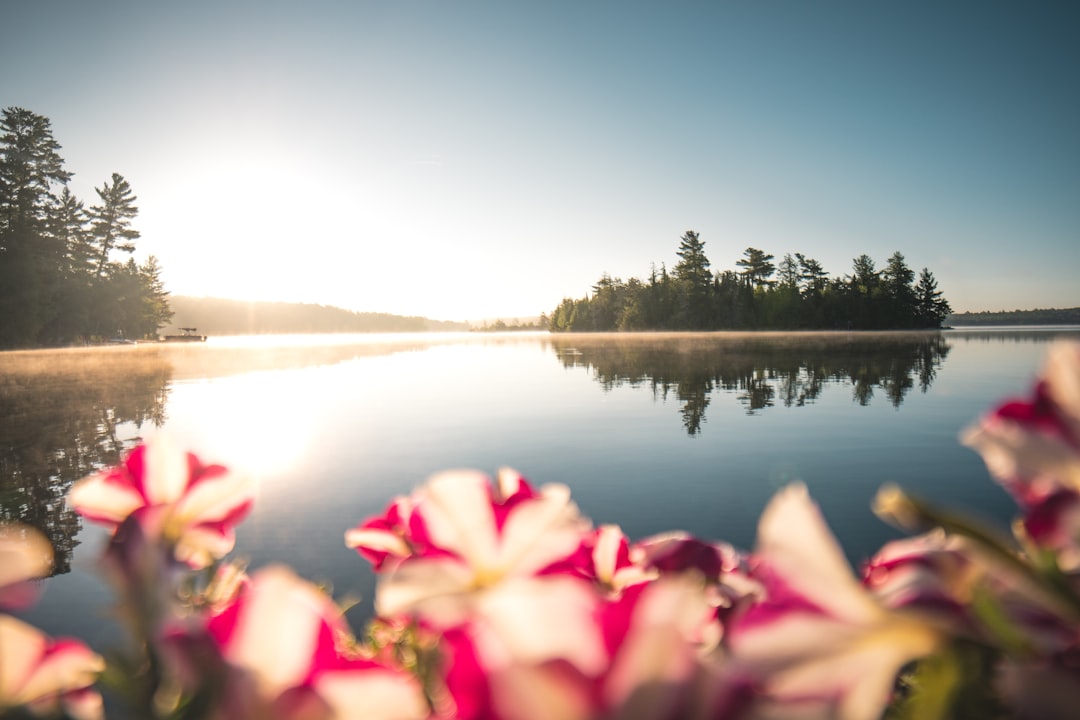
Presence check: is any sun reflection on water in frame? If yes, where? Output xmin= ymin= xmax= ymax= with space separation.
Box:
xmin=158 ymin=369 xmax=323 ymax=493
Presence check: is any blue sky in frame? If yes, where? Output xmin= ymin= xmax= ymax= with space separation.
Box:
xmin=3 ymin=2 xmax=1077 ymax=320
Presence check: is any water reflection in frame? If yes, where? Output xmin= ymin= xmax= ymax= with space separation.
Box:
xmin=550 ymin=332 xmax=952 ymax=435
xmin=0 ymin=347 xmax=172 ymax=573
xmin=0 ymin=338 xmax=435 ymax=575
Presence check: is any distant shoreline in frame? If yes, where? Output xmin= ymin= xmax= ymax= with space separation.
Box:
xmin=946 ymin=307 xmax=1080 ymax=327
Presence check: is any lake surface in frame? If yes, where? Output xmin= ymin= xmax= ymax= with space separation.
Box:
xmin=5 ymin=327 xmax=1080 ymax=652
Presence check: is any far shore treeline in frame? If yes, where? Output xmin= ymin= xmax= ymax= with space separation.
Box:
xmin=549 ymin=231 xmax=952 ymax=332
xmin=948 ymin=307 xmax=1080 ymax=327
xmin=0 ymin=107 xmax=172 ymax=349
xmin=162 ymin=296 xmax=468 ymax=336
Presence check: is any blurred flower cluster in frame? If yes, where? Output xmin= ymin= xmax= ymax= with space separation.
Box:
xmin=4 ymin=342 xmax=1080 ymax=719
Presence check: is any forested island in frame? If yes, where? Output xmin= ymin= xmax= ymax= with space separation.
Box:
xmin=947 ymin=308 xmax=1080 ymax=326
xmin=549 ymin=231 xmax=952 ymax=332
xmin=0 ymin=107 xmax=172 ymax=349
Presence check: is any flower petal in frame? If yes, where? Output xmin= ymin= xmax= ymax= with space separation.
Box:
xmin=210 ymin=566 xmax=327 ymax=696
xmin=754 ymin=483 xmax=878 ymax=624
xmin=314 ymin=666 xmax=429 ymax=720
xmin=419 ymin=471 xmax=500 ymax=569
xmin=496 ymin=483 xmax=588 ymax=577
xmin=67 ymin=471 xmax=144 ymax=526
xmin=375 ymin=557 xmax=475 ymax=625
xmin=140 ymin=436 xmax=196 ymax=505
xmin=0 ymin=524 xmax=52 ymax=609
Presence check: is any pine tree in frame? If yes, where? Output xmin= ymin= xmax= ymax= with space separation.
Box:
xmin=0 ymin=107 xmax=72 ymax=346
xmin=735 ymin=247 xmax=776 ymax=290
xmin=674 ymin=231 xmax=712 ymax=288
xmin=88 ymin=173 xmax=140 ymax=278
xmin=914 ymin=268 xmax=951 ymax=328
xmin=137 ymin=255 xmax=173 ymax=337
xmin=882 ymin=251 xmax=917 ymax=327
xmin=673 ymin=231 xmax=713 ymax=328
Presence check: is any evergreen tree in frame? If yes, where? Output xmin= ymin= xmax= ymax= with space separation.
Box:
xmin=777 ymin=253 xmax=799 ymax=288
xmin=0 ymin=109 xmax=172 ymax=347
xmin=589 ymin=273 xmax=624 ymax=331
xmin=914 ymin=268 xmax=951 ymax=328
xmin=49 ymin=187 xmax=93 ymax=278
xmin=849 ymin=254 xmax=879 ymax=293
xmin=41 ymin=187 xmax=93 ymax=342
xmin=882 ymin=251 xmax=916 ymax=327
xmin=0 ymin=107 xmax=72 ymax=347
xmin=137 ymin=255 xmax=173 ymax=337
xmin=795 ymin=253 xmax=829 ymax=298
xmin=88 ymin=173 xmax=140 ymax=278
xmin=673 ymin=231 xmax=711 ymax=288
xmin=673 ymin=231 xmax=713 ymax=329
xmin=846 ymin=254 xmax=881 ymax=328
xmin=735 ymin=247 xmax=776 ymax=290
xmin=0 ymin=107 xmax=71 ymax=235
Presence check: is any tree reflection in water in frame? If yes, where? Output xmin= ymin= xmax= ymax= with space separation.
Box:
xmin=0 ymin=347 xmax=171 ymax=574
xmin=551 ymin=332 xmax=951 ymax=436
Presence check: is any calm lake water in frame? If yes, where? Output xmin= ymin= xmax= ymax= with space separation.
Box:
xmin=4 ymin=327 xmax=1080 ymax=652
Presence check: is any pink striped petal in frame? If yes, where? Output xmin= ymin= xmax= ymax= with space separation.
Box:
xmin=0 ymin=615 xmax=103 ymax=712
xmin=602 ymin=574 xmax=715 ymax=712
xmin=174 ymin=466 xmax=254 ymax=527
xmin=67 ymin=471 xmax=144 ymax=526
xmin=754 ymin=484 xmax=879 ymax=625
xmin=344 ymin=527 xmax=411 ymax=570
xmin=208 ymin=566 xmax=331 ymax=696
xmin=496 ymin=483 xmax=588 ymax=577
xmin=420 ymin=471 xmax=500 ymax=570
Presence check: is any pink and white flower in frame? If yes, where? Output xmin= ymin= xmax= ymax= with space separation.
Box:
xmin=351 ymin=469 xmax=593 ymax=624
xmin=962 ymin=342 xmax=1080 ymax=509
xmin=200 ymin=565 xmax=428 ymax=720
xmin=0 ymin=523 xmax=104 ymax=718
xmin=68 ymin=436 xmax=254 ymax=568
xmin=351 ymin=469 xmax=613 ymax=694
xmin=438 ymin=573 xmax=720 ymax=720
xmin=862 ymin=530 xmax=979 ymax=622
xmin=0 ymin=615 xmax=104 ymax=719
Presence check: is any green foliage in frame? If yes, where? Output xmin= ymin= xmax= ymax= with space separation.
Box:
xmin=550 ymin=233 xmax=953 ymax=332
xmin=914 ymin=268 xmax=951 ymax=329
xmin=0 ymin=107 xmax=173 ymax=347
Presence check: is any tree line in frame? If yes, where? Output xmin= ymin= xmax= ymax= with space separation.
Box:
xmin=0 ymin=107 xmax=172 ymax=348
xmin=549 ymin=231 xmax=952 ymax=332
xmin=165 ymin=296 xmax=468 ymax=335
xmin=948 ymin=307 xmax=1080 ymax=326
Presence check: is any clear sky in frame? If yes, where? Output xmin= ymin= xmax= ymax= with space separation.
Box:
xmin=3 ymin=2 xmax=1078 ymax=321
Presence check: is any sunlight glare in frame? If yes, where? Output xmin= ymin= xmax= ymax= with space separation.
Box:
xmin=161 ymin=371 xmax=319 ymax=493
